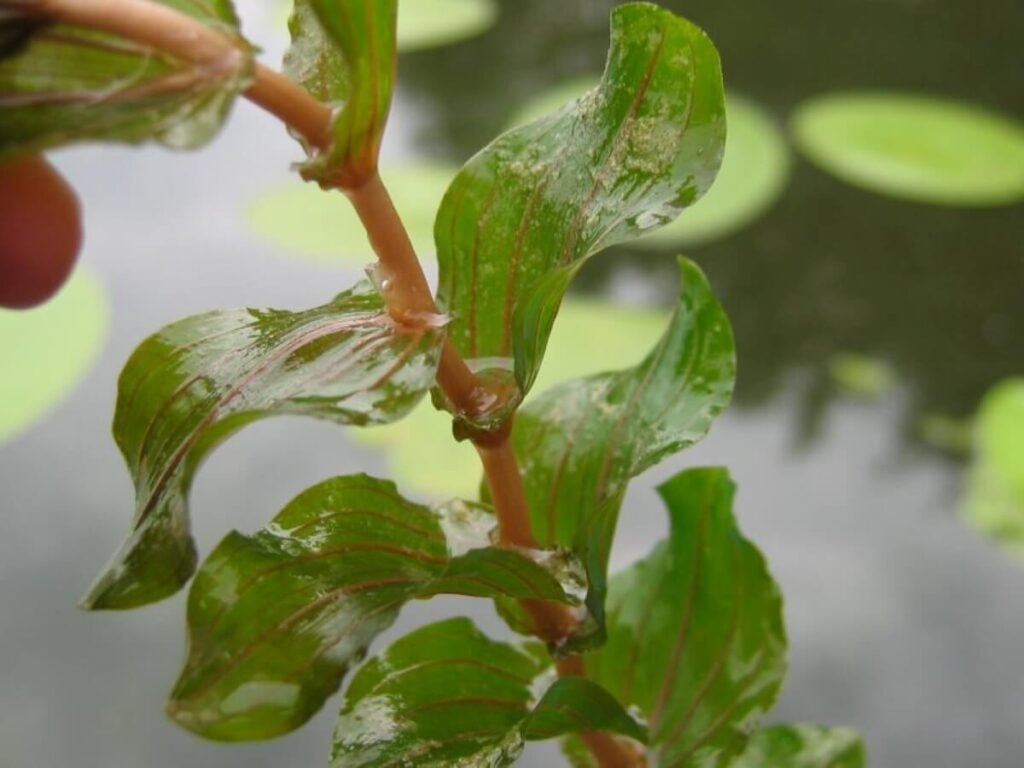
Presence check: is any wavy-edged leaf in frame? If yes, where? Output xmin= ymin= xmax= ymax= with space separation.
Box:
xmin=579 ymin=467 xmax=787 ymax=767
xmin=285 ymin=0 xmax=396 ymax=187
xmin=510 ymin=85 xmax=791 ymax=250
xmin=522 ymin=676 xmax=648 ymax=744
xmin=509 ymin=259 xmax=734 ymax=644
xmin=331 ymin=617 xmax=644 ymax=767
xmin=82 ymin=280 xmax=445 ymax=611
xmin=435 ymin=2 xmax=725 ymax=405
xmin=0 ymin=0 xmax=252 ymax=158
xmin=732 ymin=724 xmax=867 ymax=768
xmin=168 ymin=475 xmax=582 ymax=741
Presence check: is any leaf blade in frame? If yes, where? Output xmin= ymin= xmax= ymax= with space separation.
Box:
xmin=582 ymin=467 xmax=788 ymax=767
xmin=0 ymin=0 xmax=252 ymax=158
xmin=434 ymin=3 xmax=725 ymax=398
xmin=82 ymin=280 xmax=445 ymax=611
xmin=169 ymin=475 xmax=582 ymax=741
xmin=332 ymin=617 xmax=644 ymax=767
xmin=285 ymin=0 xmax=396 ymax=187
xmin=509 ymin=258 xmax=735 ymax=644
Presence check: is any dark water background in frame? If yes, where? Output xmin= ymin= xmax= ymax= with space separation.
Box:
xmin=1 ymin=1 xmax=1022 ymax=766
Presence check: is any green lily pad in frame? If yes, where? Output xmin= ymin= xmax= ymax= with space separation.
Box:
xmin=792 ymin=93 xmax=1024 ymax=206
xmin=509 ymin=85 xmax=789 ymax=248
xmin=962 ymin=378 xmax=1024 ymax=560
xmin=246 ymin=164 xmax=455 ymax=265
xmin=356 ymin=297 xmax=671 ymax=499
xmin=275 ymin=0 xmax=498 ymax=52
xmin=397 ymin=0 xmax=498 ymax=52
xmin=0 ymin=267 xmax=108 ymax=445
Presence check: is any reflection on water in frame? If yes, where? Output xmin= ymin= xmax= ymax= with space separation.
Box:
xmin=1 ymin=1 xmax=1022 ymax=767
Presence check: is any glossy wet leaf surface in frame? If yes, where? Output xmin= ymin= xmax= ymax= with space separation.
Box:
xmin=962 ymin=378 xmax=1024 ymax=560
xmin=285 ymin=0 xmax=396 ymax=186
xmin=511 ymin=259 xmax=734 ymax=643
xmin=510 ymin=85 xmax=789 ymax=250
xmin=435 ymin=3 xmax=725 ymax=400
xmin=332 ymin=617 xmax=643 ymax=767
xmin=247 ymin=164 xmax=454 ymax=265
xmin=579 ymin=467 xmax=787 ymax=766
xmin=732 ymin=724 xmax=867 ymax=768
xmin=636 ymin=95 xmax=790 ymax=248
xmin=169 ymin=475 xmax=581 ymax=741
xmin=0 ymin=0 xmax=252 ymax=158
xmin=83 ymin=280 xmax=445 ymax=611
xmin=355 ymin=296 xmax=670 ymax=500
xmin=0 ymin=267 xmax=108 ymax=446
xmin=792 ymin=92 xmax=1024 ymax=206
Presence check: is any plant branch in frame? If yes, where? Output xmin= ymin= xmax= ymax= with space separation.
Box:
xmin=15 ymin=0 xmax=333 ymax=151
xmin=19 ymin=5 xmax=619 ymax=759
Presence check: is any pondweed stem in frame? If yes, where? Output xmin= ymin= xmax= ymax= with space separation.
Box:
xmin=13 ymin=1 xmax=640 ymax=763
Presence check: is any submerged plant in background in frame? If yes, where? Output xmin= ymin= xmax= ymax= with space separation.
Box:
xmin=1 ymin=1 xmax=863 ymax=765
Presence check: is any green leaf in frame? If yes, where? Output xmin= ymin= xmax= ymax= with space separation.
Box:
xmin=81 ymin=280 xmax=445 ymax=611
xmin=635 ymin=95 xmax=790 ymax=248
xmin=0 ymin=267 xmax=108 ymax=445
xmin=792 ymin=92 xmax=1024 ymax=207
xmin=962 ymin=377 xmax=1024 ymax=561
xmin=510 ymin=259 xmax=734 ymax=643
xmin=331 ymin=617 xmax=644 ymax=767
xmin=581 ymin=467 xmax=788 ymax=766
xmin=0 ymin=0 xmax=252 ymax=159
xmin=396 ymin=0 xmax=498 ymax=52
xmin=354 ymin=296 xmax=671 ymax=501
xmin=522 ymin=676 xmax=648 ymax=744
xmin=731 ymin=724 xmax=867 ymax=768
xmin=168 ymin=475 xmax=582 ymax=741
xmin=435 ymin=3 xmax=725 ymax=403
xmin=510 ymin=87 xmax=790 ymax=250
xmin=247 ymin=164 xmax=455 ymax=265
xmin=285 ymin=0 xmax=396 ymax=187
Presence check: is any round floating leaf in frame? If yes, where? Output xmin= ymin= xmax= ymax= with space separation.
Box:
xmin=247 ymin=164 xmax=454 ymax=265
xmin=276 ymin=0 xmax=498 ymax=53
xmin=962 ymin=378 xmax=1024 ymax=560
xmin=355 ymin=296 xmax=671 ymax=500
xmin=0 ymin=267 xmax=108 ymax=446
xmin=509 ymin=84 xmax=789 ymax=248
xmin=792 ymin=93 xmax=1024 ymax=206
xmin=397 ymin=0 xmax=498 ymax=51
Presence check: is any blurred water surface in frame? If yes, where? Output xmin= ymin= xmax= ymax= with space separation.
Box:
xmin=1 ymin=1 xmax=1022 ymax=766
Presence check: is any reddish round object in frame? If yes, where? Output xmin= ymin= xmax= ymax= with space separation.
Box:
xmin=0 ymin=154 xmax=83 ymax=309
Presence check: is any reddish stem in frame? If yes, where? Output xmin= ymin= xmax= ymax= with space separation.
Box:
xmin=14 ymin=1 xmax=641 ymax=764
xmin=557 ymin=658 xmax=649 ymax=768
